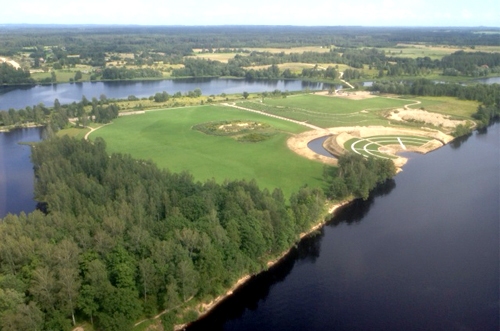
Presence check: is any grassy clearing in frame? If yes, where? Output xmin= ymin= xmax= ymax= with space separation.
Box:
xmin=56 ymin=127 xmax=89 ymax=139
xmin=188 ymin=53 xmax=241 ymax=63
xmin=377 ymin=44 xmax=500 ymax=60
xmin=92 ymin=105 xmax=324 ymax=197
xmin=406 ymin=96 xmax=480 ymax=118
xmin=239 ymin=94 xmax=409 ymax=128
xmin=31 ymin=69 xmax=92 ymax=83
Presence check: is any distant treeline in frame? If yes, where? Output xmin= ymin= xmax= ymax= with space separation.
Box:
xmin=168 ymin=50 xmax=500 ymax=80
xmin=1 ymin=26 xmax=499 ymax=58
xmin=0 ymin=63 xmax=34 ymax=85
xmin=101 ymin=67 xmax=163 ymax=80
xmin=0 ymin=95 xmax=119 ymax=128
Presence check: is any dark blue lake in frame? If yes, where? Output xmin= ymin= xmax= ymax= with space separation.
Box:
xmin=187 ymin=123 xmax=500 ymax=331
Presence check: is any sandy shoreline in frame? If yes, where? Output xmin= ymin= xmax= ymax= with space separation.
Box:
xmin=174 ymin=199 xmax=351 ymax=330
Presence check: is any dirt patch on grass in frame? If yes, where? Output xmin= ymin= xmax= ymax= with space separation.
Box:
xmin=315 ymin=90 xmax=378 ymax=100
xmin=387 ymin=108 xmax=467 ymax=129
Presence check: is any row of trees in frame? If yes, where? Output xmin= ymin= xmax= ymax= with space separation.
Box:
xmin=0 ymin=63 xmax=34 ymax=85
xmin=172 ymin=60 xmax=340 ymax=80
xmin=323 ymin=153 xmax=396 ymax=200
xmin=101 ymin=67 xmax=163 ymax=80
xmin=3 ymin=26 xmax=499 ymax=60
xmin=0 ymin=94 xmax=121 ymax=128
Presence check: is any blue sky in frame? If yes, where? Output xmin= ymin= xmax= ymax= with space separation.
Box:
xmin=1 ymin=0 xmax=499 ymax=26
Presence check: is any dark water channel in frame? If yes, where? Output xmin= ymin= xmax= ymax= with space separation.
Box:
xmin=188 ymin=123 xmax=500 ymax=331
xmin=0 ymin=127 xmax=44 ymax=218
xmin=307 ymin=135 xmax=336 ymax=158
xmin=0 ymin=78 xmax=337 ymax=111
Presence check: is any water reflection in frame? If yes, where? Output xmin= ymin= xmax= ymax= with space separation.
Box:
xmin=187 ymin=179 xmax=395 ymax=331
xmin=449 ymin=133 xmax=472 ymax=149
xmin=329 ymin=179 xmax=396 ymax=226
xmin=187 ymin=232 xmax=323 ymax=331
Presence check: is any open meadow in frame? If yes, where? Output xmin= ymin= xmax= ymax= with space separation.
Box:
xmin=88 ymin=92 xmax=478 ymax=196
xmin=91 ymin=104 xmax=325 ymax=197
xmin=237 ymin=93 xmax=410 ymax=127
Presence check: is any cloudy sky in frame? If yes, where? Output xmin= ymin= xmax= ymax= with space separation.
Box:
xmin=1 ymin=0 xmax=499 ymax=26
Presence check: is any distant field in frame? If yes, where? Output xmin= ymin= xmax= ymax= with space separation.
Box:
xmin=244 ymin=46 xmax=331 ymax=54
xmin=238 ymin=94 xmax=409 ymax=127
xmin=188 ymin=53 xmax=242 ymax=63
xmin=192 ymin=46 xmax=332 ymax=55
xmin=91 ymin=105 xmax=324 ymax=197
xmin=379 ymin=43 xmax=500 ymax=60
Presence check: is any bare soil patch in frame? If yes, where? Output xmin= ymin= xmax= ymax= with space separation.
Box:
xmin=315 ymin=90 xmax=377 ymax=100
xmin=387 ymin=108 xmax=467 ymax=129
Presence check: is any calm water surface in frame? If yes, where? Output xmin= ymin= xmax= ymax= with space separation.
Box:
xmin=0 ymin=127 xmax=44 ymax=218
xmin=188 ymin=123 xmax=500 ymax=331
xmin=0 ymin=78 xmax=336 ymax=111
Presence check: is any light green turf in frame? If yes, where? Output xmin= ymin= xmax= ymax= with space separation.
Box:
xmin=345 ymin=135 xmax=434 ymax=159
xmin=92 ymin=105 xmax=325 ymax=197
xmin=239 ymin=94 xmax=410 ymax=128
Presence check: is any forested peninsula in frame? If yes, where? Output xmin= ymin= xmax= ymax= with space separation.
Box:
xmin=0 ymin=135 xmax=395 ymax=330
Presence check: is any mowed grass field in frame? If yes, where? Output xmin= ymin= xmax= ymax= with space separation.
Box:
xmin=91 ymin=105 xmax=325 ymax=197
xmin=89 ymin=93 xmax=478 ymax=196
xmin=407 ymin=96 xmax=480 ymax=118
xmin=238 ymin=94 xmax=410 ymax=128
xmin=345 ymin=135 xmax=434 ymax=159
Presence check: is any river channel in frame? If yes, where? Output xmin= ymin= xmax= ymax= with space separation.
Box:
xmin=0 ymin=78 xmax=337 ymax=111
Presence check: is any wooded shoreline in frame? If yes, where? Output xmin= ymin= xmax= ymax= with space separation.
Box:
xmin=174 ymin=200 xmax=351 ymax=330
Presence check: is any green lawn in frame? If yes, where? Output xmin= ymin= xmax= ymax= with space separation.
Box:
xmin=345 ymin=135 xmax=434 ymax=159
xmin=57 ymin=127 xmax=89 ymax=139
xmin=407 ymin=96 xmax=480 ymax=119
xmin=90 ymin=93 xmax=477 ymax=196
xmin=239 ymin=94 xmax=410 ymax=128
xmin=92 ymin=105 xmax=325 ymax=197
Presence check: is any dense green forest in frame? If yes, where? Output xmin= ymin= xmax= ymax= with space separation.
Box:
xmin=0 ymin=63 xmax=34 ymax=85
xmin=0 ymin=135 xmax=397 ymax=330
